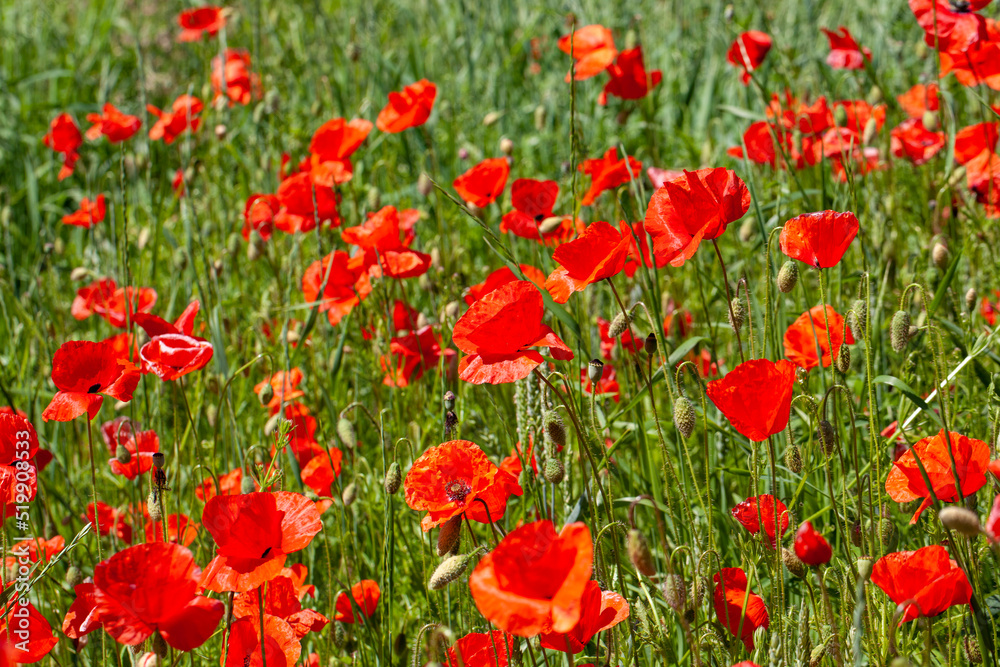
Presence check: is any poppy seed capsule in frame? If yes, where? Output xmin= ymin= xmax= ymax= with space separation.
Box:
xmin=662 ymin=574 xmax=687 ymax=612
xmin=384 ymin=462 xmax=402 ymax=495
xmin=342 ymin=482 xmax=357 ymax=507
xmin=258 ymin=383 xmax=274 ymax=407
xmin=336 ymin=418 xmax=357 ymax=449
xmin=966 ymin=288 xmax=977 ymax=312
xmin=785 ymin=443 xmax=803 ymax=474
xmin=544 ymin=411 xmax=566 ymax=448
xmin=835 ymin=344 xmax=851 ymax=374
xmin=644 ymin=332 xmax=657 ymax=355
xmin=673 ymin=397 xmax=696 ymax=439
xmin=890 ymin=310 xmax=911 ymax=352
xmin=443 ymin=390 xmax=456 ymax=411
xmin=728 ymin=297 xmax=745 ymax=332
xmin=782 ymin=547 xmax=806 ymax=578
xmin=587 ymin=359 xmax=604 ymax=384
xmin=608 ymin=311 xmax=633 ymax=338
xmin=152 ymin=452 xmax=165 ymax=469
xmin=777 ymin=260 xmax=799 ymax=293
xmin=938 ymin=506 xmax=981 ymax=537
xmin=818 ymin=420 xmax=838 ymax=456
xmin=542 ymin=457 xmax=565 ymax=484
xmin=437 ymin=516 xmax=463 ymax=557
xmin=115 ymin=444 xmax=132 ymax=465
xmin=627 ymin=529 xmax=656 ymax=577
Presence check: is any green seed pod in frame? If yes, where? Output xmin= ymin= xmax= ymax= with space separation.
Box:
xmin=890 ymin=310 xmax=911 ymax=352
xmin=662 ymin=574 xmax=687 ymax=612
xmin=782 ymin=547 xmax=806 ymax=578
xmin=437 ymin=516 xmax=462 ymax=557
xmin=542 ymin=457 xmax=565 ymax=484
xmin=429 ymin=552 xmax=475 ymax=590
xmin=241 ymin=475 xmax=256 ymax=494
xmin=785 ymin=443 xmax=803 ymax=474
xmin=258 ymin=383 xmax=274 ymax=407
xmin=147 ymin=491 xmax=163 ymax=522
xmin=544 ymin=411 xmax=566 ymax=448
xmin=848 ymin=298 xmax=867 ymax=340
xmin=384 ymin=462 xmax=402 ymax=495
xmin=587 ymin=359 xmax=604 ymax=384
xmin=337 ymin=418 xmax=357 ymax=449
xmin=728 ymin=297 xmax=745 ymax=332
xmin=777 ymin=260 xmax=799 ymax=293
xmin=818 ymin=420 xmax=838 ymax=457
xmin=834 ymin=344 xmax=851 ymax=374
xmin=115 ymin=444 xmax=132 ymax=465
xmin=673 ymin=397 xmax=696 ymax=439
xmin=627 ymin=529 xmax=656 ymax=577
xmin=342 ymin=482 xmax=357 ymax=507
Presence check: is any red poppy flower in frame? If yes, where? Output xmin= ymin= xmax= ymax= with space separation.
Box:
xmin=177 ymin=5 xmax=227 ymax=41
xmin=954 ymin=122 xmax=999 ymax=165
xmin=446 ymin=631 xmax=517 ymax=667
xmin=71 ymin=278 xmax=118 ymax=321
xmin=871 ymin=545 xmax=972 ymax=623
xmin=140 ymin=333 xmax=213 ymax=381
xmin=61 ymin=195 xmax=106 ymax=229
xmin=783 ymin=305 xmax=855 ymax=370
xmin=897 ymin=84 xmax=940 ymax=119
xmin=172 ymin=168 xmax=186 ymax=196
xmin=891 ymin=119 xmax=946 ymax=165
xmin=146 ymin=514 xmax=199 ymax=546
xmin=538 ymin=580 xmax=629 ymax=653
xmin=908 ymin=0 xmax=992 ymax=53
xmin=340 ymin=205 xmax=433 ymax=280
xmin=86 ymin=103 xmax=141 ymax=142
xmin=0 ymin=411 xmax=38 ymax=464
xmin=550 ymin=220 xmax=632 ymax=291
xmin=727 ymin=31 xmax=773 ymax=84
xmin=713 ymin=567 xmax=769 ymax=651
xmin=598 ymin=46 xmax=662 ymax=104
xmin=201 ymin=491 xmax=323 ymax=592
xmin=779 ymin=210 xmax=859 ymax=268
xmin=940 ymin=40 xmax=1000 ymax=88
xmin=821 ymin=27 xmax=871 ymax=69
xmin=243 ymin=193 xmax=278 ymax=241
xmin=132 ymin=300 xmax=201 ymax=340
xmin=299 ymin=447 xmax=344 ymax=497
xmin=380 ymin=325 xmax=455 ymax=387
xmin=42 ymin=340 xmax=141 ymax=422
xmin=643 ymin=168 xmax=751 ymax=267
xmin=224 ymin=614 xmax=301 ymax=667
xmin=558 ymin=25 xmax=617 ymax=81
xmin=885 ymin=430 xmax=990 ymax=523
xmin=341 ymin=205 xmax=407 ymax=252
xmin=580 ymin=363 xmax=620 ymax=402
xmin=108 ymin=428 xmax=159 ymax=480
xmin=334 ymin=580 xmax=381 ymax=624
xmin=833 ymin=100 xmax=886 ymax=135
xmin=731 ymin=495 xmax=789 ymax=548
xmin=301 ymin=250 xmax=372 ymax=326
xmin=196 ymin=467 xmax=246 ymax=502
xmin=451 ymin=280 xmax=574 ymax=384
xmin=377 ymin=79 xmax=437 ymax=133
xmin=469 ymin=520 xmax=593 ymax=637
xmin=7 ymin=535 xmax=65 ymax=565
xmin=500 ymin=179 xmax=578 ymax=243
xmin=404 ymin=439 xmax=522 ymax=531
xmin=465 ymin=265 xmax=548 ymax=305
xmin=212 ymin=48 xmax=260 ymax=106
xmin=254 ymin=369 xmax=305 ymax=411
xmin=579 ymin=148 xmax=642 ymax=206
xmin=728 ymin=121 xmax=780 ymax=167
xmin=308 ymin=117 xmax=373 ymax=186
xmin=91 ymin=285 xmax=158 ymax=328
xmin=100 ymin=417 xmax=136 ymax=453
xmin=794 ymin=521 xmax=832 ymax=566
xmin=147 ymin=95 xmax=203 ymax=144
xmin=706 ymin=359 xmax=797 ymax=442
xmin=275 ymin=172 xmax=342 ymax=232
xmin=43 ymin=112 xmax=82 ymax=180
xmin=86 ymin=501 xmax=132 ymax=543
xmin=454 ymin=157 xmax=510 ymax=208
xmin=986 ymin=494 xmax=1000 ymax=541
xmin=0 ymin=591 xmax=57 ymax=662
xmin=232 ymin=573 xmax=327 ymax=639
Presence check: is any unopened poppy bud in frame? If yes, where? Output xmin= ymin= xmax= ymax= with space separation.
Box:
xmin=129 ymin=643 xmax=146 ymax=657
xmin=70 ymin=266 xmax=91 ymax=281
xmin=443 ymin=390 xmax=456 ymax=411
xmin=624 ymin=28 xmax=638 ymax=50
xmin=240 ymin=475 xmax=255 ymax=494
xmin=542 ymin=457 xmax=565 ymax=484
xmin=785 ymin=443 xmax=803 ymax=474
xmin=258 ymin=383 xmax=274 ymax=406
xmin=862 ymin=117 xmax=878 ymax=146
xmin=417 ymin=172 xmax=433 ymax=197
xmin=482 ymin=111 xmax=502 ymax=126
xmin=214 ymin=124 xmax=227 ymax=141
xmin=662 ymin=574 xmax=687 ymax=611
xmin=922 ymin=109 xmax=939 ymax=132
xmin=544 ymin=411 xmax=566 ymax=448
xmin=833 ymin=105 xmax=848 ymax=127
xmin=536 ymin=216 xmax=563 ymax=235
xmin=849 ymin=298 xmax=867 ymax=339
xmin=728 ymin=297 xmax=745 ymax=332
xmin=467 ymin=203 xmax=483 ymax=218
xmin=723 ymin=4 xmax=735 ymax=21
xmin=867 ymin=85 xmax=883 ymax=105
xmin=147 ymin=491 xmax=162 ymax=522
xmin=384 ymin=462 xmax=402 ymax=495
xmin=66 ymin=565 xmax=83 ymax=587
xmin=777 ymin=260 xmax=799 ymax=293
xmin=673 ymin=397 xmax=696 ymax=439
xmin=342 ymin=482 xmax=357 ymax=507
xmin=963 ymin=637 xmax=983 ymax=664
xmin=150 ymin=633 xmax=167 ymax=658
xmin=782 ymin=547 xmax=806 ymax=578
xmin=644 ymin=333 xmax=657 ymax=355
xmin=939 ymin=506 xmax=981 ymax=536
xmin=818 ymin=420 xmax=837 ymax=456
xmin=499 ymin=137 xmax=514 ymax=156
xmin=152 ymin=452 xmax=165 ymax=469
xmin=587 ymin=359 xmax=604 ymax=384
xmin=264 ymin=413 xmax=283 ymax=436
xmin=246 ymin=230 xmax=265 ymax=261
xmin=332 ymin=621 xmax=346 ymax=648
xmin=115 ymin=444 xmax=132 ymax=464
xmin=856 ymin=557 xmax=874 ymax=582
xmin=429 ymin=551 xmax=477 ymax=590
xmin=608 ymin=310 xmax=633 ymax=338
xmin=966 ymin=287 xmax=977 ymax=312
xmin=835 ymin=344 xmax=851 ymax=374
xmin=879 ymin=515 xmax=897 ymax=550
xmin=337 ymin=418 xmax=357 ymax=449
xmin=890 ymin=310 xmax=911 ymax=352
xmin=437 ymin=515 xmax=462 ymax=557
xmin=930 ymin=243 xmax=949 ymax=272
xmin=739 ymin=217 xmax=755 ymax=242
xmin=627 ymin=529 xmax=656 ymax=576
xmin=534 ymin=105 xmax=546 ymax=130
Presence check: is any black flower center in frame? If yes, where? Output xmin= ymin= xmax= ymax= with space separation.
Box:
xmin=949 ymin=0 xmax=971 ymax=12
xmin=445 ymin=479 xmax=472 ymax=503
xmin=88 ymin=383 xmax=102 ymax=394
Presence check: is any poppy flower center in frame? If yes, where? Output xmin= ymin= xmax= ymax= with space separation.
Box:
xmin=88 ymin=383 xmax=102 ymax=394
xmin=949 ymin=0 xmax=971 ymax=11
xmin=445 ymin=479 xmax=472 ymax=503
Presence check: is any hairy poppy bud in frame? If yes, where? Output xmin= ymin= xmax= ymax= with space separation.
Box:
xmin=777 ymin=260 xmax=799 ymax=293
xmin=818 ymin=420 xmax=837 ymax=457
xmin=782 ymin=547 xmax=806 ymax=578
xmin=644 ymin=333 xmax=657 ymax=355
xmin=587 ymin=359 xmax=604 ymax=384
xmin=205 ymin=404 xmax=218 ymax=428
xmin=342 ymin=482 xmax=357 ymax=507
xmin=963 ymin=637 xmax=983 ymax=664
xmin=608 ymin=310 xmax=633 ymax=338
xmin=785 ymin=443 xmax=803 ymax=474
xmin=542 ymin=457 xmax=565 ymax=484
xmin=437 ymin=516 xmax=462 ymax=557
xmin=129 ymin=643 xmax=146 ymax=657
xmin=444 ymin=410 xmax=458 ymax=436
xmin=848 ymin=299 xmax=867 ymax=340
xmin=240 ymin=475 xmax=255 ymax=494
xmin=728 ymin=297 xmax=745 ymax=332
xmin=856 ymin=557 xmax=874 ymax=582
xmin=115 ymin=444 xmax=132 ymax=465
xmin=879 ymin=514 xmax=897 ymax=551
xmin=393 ymin=631 xmax=407 ymax=656
xmin=66 ymin=564 xmax=83 ymax=587
xmin=662 ymin=574 xmax=687 ymax=612
xmin=499 ymin=137 xmax=514 ymax=156
xmin=835 ymin=344 xmax=851 ymax=374
xmin=922 ymin=109 xmax=939 ymax=132
xmin=627 ymin=529 xmax=656 ymax=576
xmin=966 ymin=288 xmax=977 ymax=312
xmin=384 ymin=462 xmax=402 ymax=495
xmin=939 ymin=507 xmax=981 ymax=537
xmin=673 ymin=397 xmax=696 ymax=439
xmin=70 ymin=266 xmax=91 ymax=281
xmin=862 ymin=117 xmax=878 ymax=146
xmin=337 ymin=418 xmax=357 ymax=449
xmin=151 ymin=633 xmax=167 ymax=658
xmin=264 ymin=413 xmax=282 ymax=436
xmin=429 ymin=552 xmax=476 ymax=590
xmin=346 ymin=42 xmax=361 ymax=61
xmin=544 ymin=411 xmax=566 ymax=448
xmin=867 ymin=85 xmax=883 ymax=105
xmin=417 ymin=172 xmax=433 ymax=197
xmin=147 ymin=491 xmax=163 ymax=522
xmin=247 ymin=230 xmax=265 ymax=261
xmin=443 ymin=390 xmax=456 ymax=411
xmin=538 ymin=216 xmax=564 ymax=234
xmin=258 ymin=383 xmax=274 ymax=407
xmin=332 ymin=621 xmax=346 ymax=648
xmin=932 ymin=242 xmax=949 ymax=270
xmin=152 ymin=452 xmax=165 ymax=469
xmin=890 ymin=310 xmax=911 ymax=352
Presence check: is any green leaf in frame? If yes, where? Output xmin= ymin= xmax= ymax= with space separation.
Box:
xmin=668 ymin=336 xmax=708 ymax=366
xmin=873 ymin=375 xmax=943 ymax=427
xmin=929 ymin=242 xmax=964 ymax=316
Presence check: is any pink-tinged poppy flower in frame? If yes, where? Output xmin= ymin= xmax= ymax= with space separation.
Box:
xmin=43 ymin=113 xmax=82 ymax=180
xmin=62 ymin=195 xmax=107 ymax=229
xmin=783 ymin=305 xmax=855 ymax=370
xmin=647 ymin=167 xmax=685 ymax=189
xmin=714 ymin=568 xmax=768 ymax=651
xmin=779 ymin=210 xmax=859 ymax=268
xmin=148 ymin=95 xmax=203 ymax=144
xmin=86 ymin=103 xmax=142 ymax=142
xmin=538 ymin=580 xmax=629 ymax=653
xmin=644 ymin=168 xmax=751 ymax=267
xmin=558 ymin=25 xmax=617 ymax=81
xmin=579 ymin=148 xmax=642 ymax=206
xmin=821 ymin=27 xmax=871 ymax=69
xmin=177 ymin=6 xmax=227 ymax=41
xmin=891 ymin=119 xmax=946 ymax=165
xmin=453 ymin=158 xmax=510 ymax=208
xmin=334 ymin=580 xmax=381 ymax=624
xmin=986 ymin=494 xmax=1000 ymax=541
xmin=731 ymin=495 xmax=789 ymax=548
xmin=140 ymin=334 xmax=213 ymax=381
xmin=897 ymin=84 xmax=940 ymax=119
xmin=452 ymin=280 xmax=574 ymax=384
xmin=598 ymin=46 xmax=662 ymax=104
xmin=706 ymin=359 xmax=797 ymax=442
xmin=42 ymin=340 xmax=141 ymax=422
xmin=377 ymin=79 xmax=437 ymax=133
xmin=908 ymin=0 xmax=992 ymax=53
xmin=794 ymin=521 xmax=832 ymax=566
xmin=871 ymin=545 xmax=972 ymax=623
xmin=727 ymin=31 xmax=773 ymax=84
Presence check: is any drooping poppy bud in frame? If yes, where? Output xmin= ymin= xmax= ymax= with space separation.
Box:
xmin=627 ymin=529 xmax=655 ymax=576
xmin=429 ymin=551 xmax=477 ymax=590
xmin=938 ymin=507 xmax=981 ymax=537
xmin=777 ymin=260 xmax=799 ymax=293
xmin=673 ymin=397 xmax=696 ymax=439
xmin=384 ymin=462 xmax=402 ymax=495
xmin=437 ymin=515 xmax=463 ymax=557
xmin=728 ymin=297 xmax=745 ymax=332
xmin=890 ymin=311 xmax=911 ymax=352
xmin=543 ymin=457 xmax=565 ymax=484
